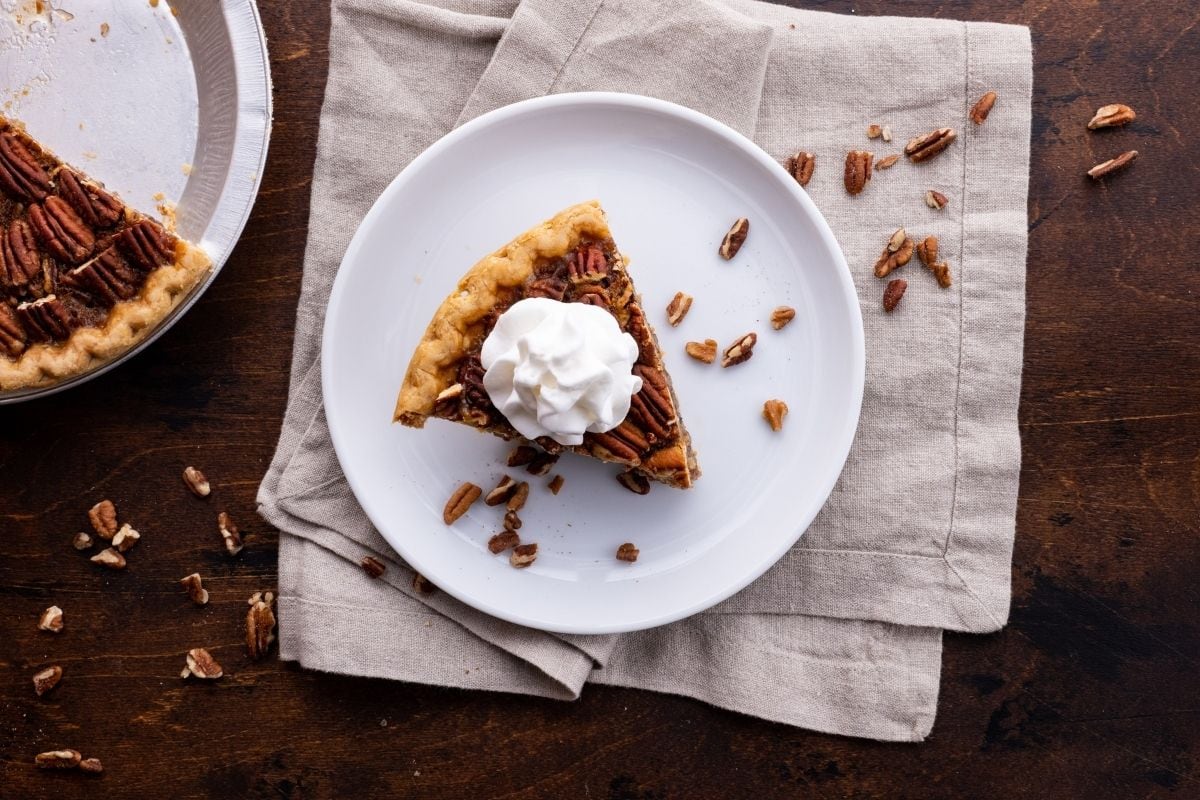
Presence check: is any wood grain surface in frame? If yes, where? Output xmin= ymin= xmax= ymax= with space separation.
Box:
xmin=2 ymin=1 xmax=1197 ymax=797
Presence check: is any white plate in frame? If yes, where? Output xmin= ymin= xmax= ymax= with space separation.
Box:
xmin=323 ymin=93 xmax=864 ymax=634
xmin=0 ymin=0 xmax=271 ymax=403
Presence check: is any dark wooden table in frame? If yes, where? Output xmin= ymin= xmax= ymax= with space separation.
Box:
xmin=3 ymin=1 xmax=1197 ymax=797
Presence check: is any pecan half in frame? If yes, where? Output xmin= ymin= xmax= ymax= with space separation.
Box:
xmin=883 ymin=279 xmax=908 ymax=312
xmin=506 ymin=445 xmax=537 ymax=467
xmin=875 ymin=154 xmax=900 ymax=170
xmin=567 ymin=243 xmax=609 ymax=280
xmin=35 ymin=749 xmax=81 ymax=769
xmin=38 ymin=605 xmax=63 ymax=633
xmin=507 ymin=481 xmax=530 ymax=512
xmin=548 ymin=474 xmax=564 ymax=495
xmin=112 ymin=523 xmax=140 ymax=552
xmin=844 ymin=151 xmax=873 ymax=194
xmin=183 ymin=647 xmax=224 ymax=679
xmin=969 ymin=91 xmax=997 ymax=125
xmin=116 ymin=219 xmax=175 ymax=271
xmin=88 ymin=499 xmax=118 ymax=539
xmin=762 ymin=399 xmax=789 ymax=432
xmin=360 ymin=556 xmax=386 ymax=578
xmin=770 ymin=306 xmax=796 ymax=330
xmin=218 ymin=511 xmax=243 ymax=556
xmin=928 ymin=261 xmax=952 ymax=288
xmin=33 ymin=665 xmax=63 ymax=696
xmin=91 ymin=547 xmax=126 ymax=570
xmin=29 ymin=196 xmax=95 ymax=264
xmin=526 ymin=451 xmax=558 ymax=477
xmin=925 ymin=189 xmax=948 ymax=210
xmin=64 ymin=247 xmax=142 ymax=305
xmin=485 ymin=475 xmax=518 ymax=506
xmin=616 ymin=542 xmax=639 ymax=563
xmin=873 ymin=229 xmax=915 ymax=278
xmin=180 ymin=573 xmax=209 ymax=605
xmin=443 ymin=481 xmax=482 ymax=524
xmin=17 ymin=295 xmax=72 ymax=342
xmin=79 ymin=758 xmax=104 ymax=774
xmin=509 ymin=543 xmax=538 ymax=568
xmin=626 ymin=303 xmax=652 ymax=365
xmin=246 ymin=594 xmax=276 ymax=661
xmin=488 ymin=530 xmax=520 ymax=554
xmin=685 ymin=339 xmax=717 ymax=364
xmin=721 ymin=332 xmax=757 ymax=368
xmin=0 ymin=129 xmax=50 ymax=202
xmin=72 ymin=531 xmax=93 ymax=550
xmin=57 ymin=168 xmax=123 ymax=228
xmin=785 ymin=151 xmax=815 ymax=186
xmin=0 ymin=304 xmax=27 ymax=357
xmin=590 ymin=431 xmax=641 ymax=464
xmin=412 ymin=573 xmax=436 ymax=595
xmin=1088 ymin=150 xmax=1137 ymax=179
xmin=916 ymin=235 xmax=938 ymax=268
xmin=0 ymin=218 xmax=41 ymax=295
xmin=665 ymin=291 xmax=693 ymax=326
xmin=904 ymin=128 xmax=956 ymax=162
xmin=616 ymin=470 xmax=651 ymax=495
xmin=719 ymin=218 xmax=750 ymax=260
xmin=1087 ymin=103 xmax=1135 ymax=130
xmin=182 ymin=465 xmax=211 ymax=497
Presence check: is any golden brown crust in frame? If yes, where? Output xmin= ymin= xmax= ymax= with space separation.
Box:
xmin=0 ymin=241 xmax=211 ymax=391
xmin=394 ymin=200 xmax=612 ymax=425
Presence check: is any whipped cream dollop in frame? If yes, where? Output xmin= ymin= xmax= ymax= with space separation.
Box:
xmin=481 ymin=297 xmax=643 ymax=446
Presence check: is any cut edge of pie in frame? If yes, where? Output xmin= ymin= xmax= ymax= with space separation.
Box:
xmin=394 ymin=200 xmax=700 ymax=489
xmin=0 ymin=115 xmax=212 ymax=392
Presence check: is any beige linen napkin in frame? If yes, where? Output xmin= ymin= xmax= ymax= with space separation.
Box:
xmin=258 ymin=0 xmax=1031 ymax=742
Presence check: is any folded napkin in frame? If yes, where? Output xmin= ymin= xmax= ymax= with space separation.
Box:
xmin=258 ymin=0 xmax=1031 ymax=742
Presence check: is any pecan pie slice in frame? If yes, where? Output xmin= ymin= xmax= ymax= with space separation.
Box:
xmin=0 ymin=116 xmax=211 ymax=391
xmin=395 ymin=201 xmax=700 ymax=489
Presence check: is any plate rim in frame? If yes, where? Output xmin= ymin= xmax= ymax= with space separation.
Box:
xmin=322 ymin=91 xmax=865 ymax=634
xmin=0 ymin=0 xmax=274 ymax=405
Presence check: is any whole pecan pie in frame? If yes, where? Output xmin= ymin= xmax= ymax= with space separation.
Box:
xmin=394 ymin=201 xmax=700 ymax=489
xmin=0 ymin=116 xmax=211 ymax=391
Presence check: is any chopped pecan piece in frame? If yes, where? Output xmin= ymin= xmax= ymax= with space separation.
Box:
xmin=925 ymin=189 xmax=948 ymax=210
xmin=785 ymin=151 xmax=815 ymax=186
xmin=433 ymin=383 xmax=463 ymax=417
xmin=35 ymin=749 xmax=81 ymax=769
xmin=183 ymin=647 xmax=224 ymax=679
xmin=0 ymin=129 xmax=51 ymax=202
xmin=79 ymin=757 xmax=104 ymax=774
xmin=29 ymin=196 xmax=95 ymax=264
xmin=719 ymin=218 xmax=750 ymax=260
xmin=412 ymin=572 xmax=436 ymax=594
xmin=916 ymin=235 xmax=938 ymax=268
xmin=873 ymin=229 xmax=915 ymax=278
xmin=882 ymin=125 xmax=893 ymax=142
xmin=443 ymin=481 xmax=482 ymax=524
xmin=64 ymin=247 xmax=142 ymax=305
xmin=182 ymin=465 xmax=211 ymax=497
xmin=218 ymin=511 xmax=243 ymax=556
xmin=485 ymin=475 xmax=518 ymax=506
xmin=38 ymin=605 xmax=63 ymax=633
xmin=112 ymin=523 xmax=140 ymax=552
xmin=509 ymin=543 xmax=538 ymax=568
xmin=665 ymin=291 xmax=693 ymax=326
xmin=488 ymin=530 xmax=520 ymax=554
xmin=459 ymin=357 xmax=492 ymax=425
xmin=91 ymin=547 xmax=126 ymax=570
xmin=17 ymin=295 xmax=72 ymax=342
xmin=866 ymin=124 xmax=883 ymax=139
xmin=0 ymin=218 xmax=41 ymax=296
xmin=0 ymin=304 xmax=27 ymax=357
xmin=116 ymin=219 xmax=175 ymax=271
xmin=360 ymin=556 xmax=386 ymax=578
xmin=180 ymin=573 xmax=209 ymax=605
xmin=72 ymin=531 xmax=93 ymax=550
xmin=904 ymin=128 xmax=957 ymax=162
xmin=503 ymin=509 xmax=522 ymax=530
xmin=507 ymin=481 xmax=530 ymax=512
xmin=770 ymin=306 xmax=796 ymax=330
xmin=33 ymin=665 xmax=63 ymax=696
xmin=616 ymin=470 xmax=651 ymax=495
xmin=616 ymin=542 xmax=639 ymax=563
xmin=1087 ymin=103 xmax=1134 ymax=130
xmin=721 ymin=332 xmax=757 ymax=368
xmin=88 ymin=499 xmax=118 ymax=539
xmin=928 ymin=261 xmax=952 ymax=288
xmin=246 ymin=593 xmax=276 ymax=660
xmin=56 ymin=168 xmax=123 ymax=228
xmin=685 ymin=339 xmax=718 ymax=364
xmin=506 ymin=445 xmax=538 ymax=467
xmin=1088 ymin=150 xmax=1137 ymax=179
xmin=547 ymin=474 xmax=564 ymax=495
xmin=969 ymin=91 xmax=997 ymax=125
xmin=762 ymin=399 xmax=789 ymax=432
xmin=875 ymin=154 xmax=900 ymax=170
xmin=883 ymin=279 xmax=908 ymax=312
xmin=844 ymin=151 xmax=873 ymax=194
xmin=526 ymin=450 xmax=558 ymax=476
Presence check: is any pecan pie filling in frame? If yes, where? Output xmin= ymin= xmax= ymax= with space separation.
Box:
xmin=0 ymin=123 xmax=179 ymax=360
xmin=434 ymin=238 xmax=681 ymax=469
